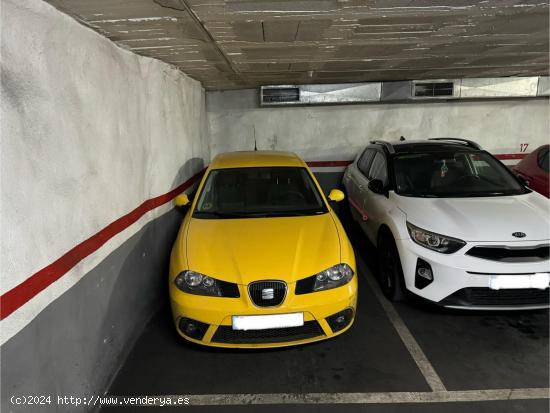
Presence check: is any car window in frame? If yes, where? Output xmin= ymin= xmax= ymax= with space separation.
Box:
xmin=357 ymin=149 xmax=375 ymax=176
xmin=537 ymin=147 xmax=549 ymax=173
xmin=193 ymin=167 xmax=328 ymax=219
xmin=368 ymin=152 xmax=388 ymax=185
xmin=393 ymin=150 xmax=526 ymax=197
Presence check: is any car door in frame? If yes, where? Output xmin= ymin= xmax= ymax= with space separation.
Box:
xmin=361 ymin=151 xmax=391 ymax=244
xmin=345 ymin=149 xmax=375 ymax=224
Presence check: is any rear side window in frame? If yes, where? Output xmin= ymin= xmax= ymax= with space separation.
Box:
xmin=358 ymin=149 xmax=375 ymax=176
xmin=368 ymin=152 xmax=388 ymax=186
xmin=537 ymin=147 xmax=549 ymax=173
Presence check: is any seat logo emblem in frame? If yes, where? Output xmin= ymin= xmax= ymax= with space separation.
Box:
xmin=261 ymin=288 xmax=274 ymax=300
xmin=512 ymin=232 xmax=526 ymax=238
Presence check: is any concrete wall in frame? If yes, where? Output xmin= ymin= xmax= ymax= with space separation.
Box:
xmin=206 ymin=89 xmax=550 ymax=162
xmin=1 ymin=0 xmax=208 ymax=410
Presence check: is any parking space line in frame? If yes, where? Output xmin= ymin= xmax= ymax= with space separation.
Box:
xmin=150 ymin=388 xmax=550 ymax=405
xmin=359 ymin=258 xmax=447 ymax=392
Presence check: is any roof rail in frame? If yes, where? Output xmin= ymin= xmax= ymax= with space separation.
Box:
xmin=369 ymin=140 xmax=396 ymax=154
xmin=428 ymin=138 xmax=482 ymax=150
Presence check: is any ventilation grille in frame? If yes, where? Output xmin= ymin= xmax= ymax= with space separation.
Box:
xmin=413 ymin=81 xmax=454 ymax=97
xmin=261 ymin=87 xmax=300 ymax=103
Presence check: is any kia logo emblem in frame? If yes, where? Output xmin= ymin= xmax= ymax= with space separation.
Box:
xmin=512 ymin=232 xmax=526 ymax=238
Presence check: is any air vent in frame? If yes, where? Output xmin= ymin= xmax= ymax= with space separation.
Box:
xmin=414 ymin=81 xmax=454 ymax=97
xmin=261 ymin=87 xmax=300 ymax=104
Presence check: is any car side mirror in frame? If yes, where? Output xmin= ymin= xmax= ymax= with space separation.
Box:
xmin=328 ymin=189 xmax=345 ymax=202
xmin=368 ymin=179 xmax=386 ymax=195
xmin=174 ymin=193 xmax=191 ymax=213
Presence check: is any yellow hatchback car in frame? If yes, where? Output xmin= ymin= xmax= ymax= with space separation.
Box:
xmin=169 ymin=151 xmax=357 ymax=348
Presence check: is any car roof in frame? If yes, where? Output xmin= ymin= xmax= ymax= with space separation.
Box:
xmin=371 ymin=140 xmax=482 ymax=154
xmin=209 ymin=151 xmax=306 ymax=169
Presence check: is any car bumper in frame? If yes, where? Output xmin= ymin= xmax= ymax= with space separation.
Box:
xmin=395 ymin=238 xmax=550 ymax=310
xmin=169 ymin=278 xmax=358 ymax=348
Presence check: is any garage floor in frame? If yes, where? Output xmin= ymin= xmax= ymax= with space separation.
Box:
xmin=103 ymin=215 xmax=549 ymax=413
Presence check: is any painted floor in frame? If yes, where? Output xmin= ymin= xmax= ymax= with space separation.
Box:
xmin=103 ymin=215 xmax=549 ymax=413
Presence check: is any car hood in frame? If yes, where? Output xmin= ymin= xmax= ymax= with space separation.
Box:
xmin=394 ymin=192 xmax=550 ymax=242
xmin=186 ymin=213 xmax=340 ymax=285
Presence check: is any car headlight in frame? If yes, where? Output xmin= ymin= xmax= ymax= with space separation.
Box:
xmin=174 ymin=270 xmax=239 ymax=297
xmin=295 ymin=264 xmax=354 ymax=294
xmin=406 ymin=222 xmax=465 ymax=254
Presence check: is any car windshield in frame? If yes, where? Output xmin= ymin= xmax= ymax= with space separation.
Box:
xmin=393 ymin=150 xmax=527 ymax=198
xmin=193 ymin=167 xmax=328 ymax=218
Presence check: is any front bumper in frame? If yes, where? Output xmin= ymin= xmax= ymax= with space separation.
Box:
xmin=395 ymin=238 xmax=550 ymax=310
xmin=169 ymin=278 xmax=358 ymax=348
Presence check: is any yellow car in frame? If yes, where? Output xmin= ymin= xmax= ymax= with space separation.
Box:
xmin=169 ymin=151 xmax=357 ymax=348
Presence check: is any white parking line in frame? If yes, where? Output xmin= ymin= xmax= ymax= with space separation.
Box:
xmin=359 ymin=258 xmax=447 ymax=392
xmin=147 ymin=388 xmax=550 ymax=405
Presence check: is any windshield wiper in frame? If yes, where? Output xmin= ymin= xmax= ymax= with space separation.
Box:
xmin=452 ymin=191 xmax=507 ymax=197
xmin=193 ymin=211 xmax=249 ymax=218
xmin=400 ymin=193 xmax=439 ymax=198
xmin=195 ymin=210 xmax=325 ymax=218
xmin=264 ymin=210 xmax=325 ymax=216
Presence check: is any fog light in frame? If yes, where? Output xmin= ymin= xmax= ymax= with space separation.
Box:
xmin=417 ymin=267 xmax=432 ymax=280
xmin=326 ymin=308 xmax=353 ymax=333
xmin=185 ymin=323 xmax=197 ymax=335
xmin=415 ymin=258 xmax=433 ymax=289
xmin=178 ymin=317 xmax=209 ymax=341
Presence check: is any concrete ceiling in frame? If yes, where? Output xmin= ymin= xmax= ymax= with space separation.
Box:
xmin=47 ymin=0 xmax=549 ymax=90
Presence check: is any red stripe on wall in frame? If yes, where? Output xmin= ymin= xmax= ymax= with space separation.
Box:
xmin=494 ymin=153 xmax=527 ymax=160
xmin=306 ymin=160 xmax=353 ymax=167
xmin=307 ymin=154 xmax=525 ymax=167
xmin=0 ymin=169 xmax=205 ymax=320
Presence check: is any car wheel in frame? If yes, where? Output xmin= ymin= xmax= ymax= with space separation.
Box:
xmin=378 ymin=232 xmax=406 ymax=302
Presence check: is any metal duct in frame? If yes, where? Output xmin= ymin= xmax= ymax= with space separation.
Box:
xmin=458 ymin=77 xmax=540 ymax=98
xmin=260 ymin=76 xmax=548 ymax=106
xmin=537 ymin=76 xmax=550 ymax=96
xmin=260 ymin=83 xmax=381 ymax=106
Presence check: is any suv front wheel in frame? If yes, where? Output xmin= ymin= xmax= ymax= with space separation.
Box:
xmin=377 ymin=231 xmax=406 ymax=302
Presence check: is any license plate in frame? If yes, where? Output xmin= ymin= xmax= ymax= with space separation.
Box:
xmin=232 ymin=313 xmax=304 ymax=331
xmin=489 ymin=273 xmax=550 ymax=290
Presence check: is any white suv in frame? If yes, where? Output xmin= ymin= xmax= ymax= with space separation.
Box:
xmin=343 ymin=138 xmax=550 ymax=309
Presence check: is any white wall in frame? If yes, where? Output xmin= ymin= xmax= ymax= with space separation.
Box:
xmin=207 ymin=89 xmax=550 ymax=163
xmin=0 ymin=0 xmax=209 ymax=343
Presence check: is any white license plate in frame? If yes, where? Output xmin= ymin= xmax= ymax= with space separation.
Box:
xmin=489 ymin=273 xmax=550 ymax=290
xmin=232 ymin=313 xmax=304 ymax=331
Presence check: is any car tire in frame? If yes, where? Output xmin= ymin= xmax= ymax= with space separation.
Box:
xmin=377 ymin=231 xmax=406 ymax=302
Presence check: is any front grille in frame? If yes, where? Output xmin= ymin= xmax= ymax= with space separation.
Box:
xmin=211 ymin=321 xmax=324 ymax=344
xmin=441 ymin=288 xmax=550 ymax=307
xmin=466 ymin=244 xmax=549 ymax=263
xmin=248 ymin=280 xmax=287 ymax=307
